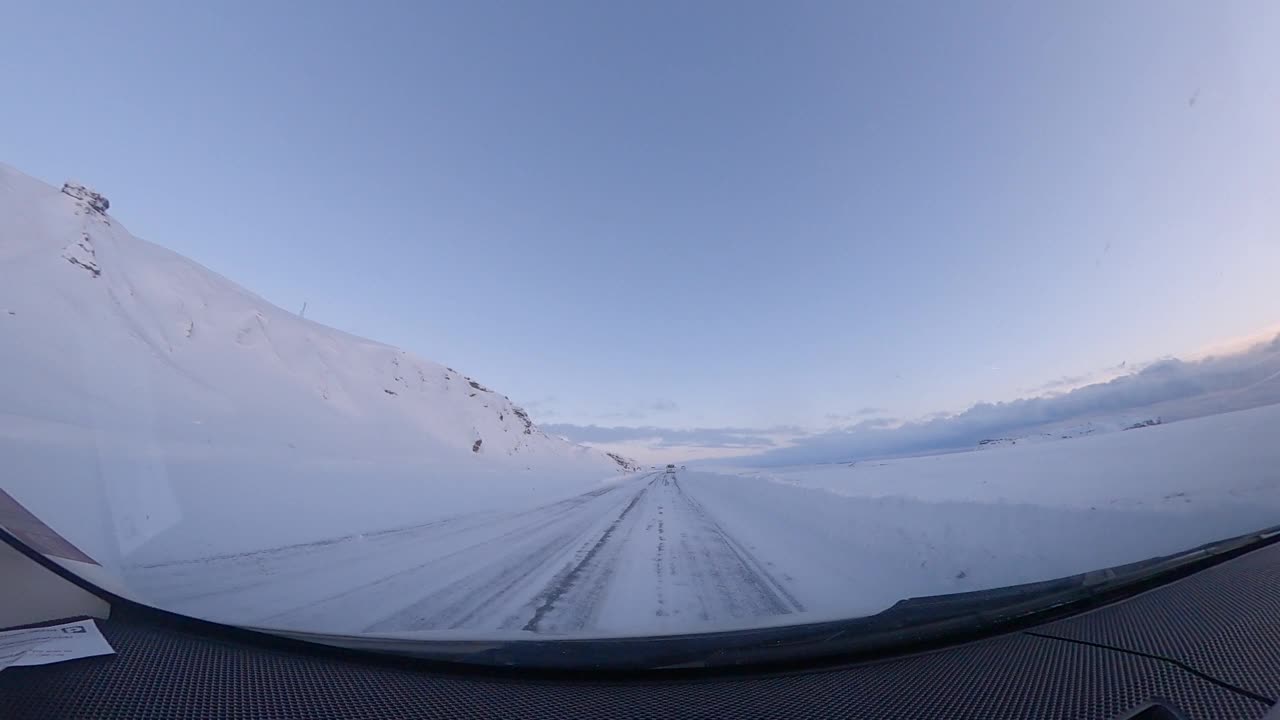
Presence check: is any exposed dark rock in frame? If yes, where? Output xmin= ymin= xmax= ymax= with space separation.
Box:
xmin=512 ymin=407 xmax=534 ymax=435
xmin=472 ymin=438 xmax=483 ymax=453
xmin=65 ymin=256 xmax=101 ymax=277
xmin=61 ymin=182 xmax=110 ymax=213
xmin=62 ymin=233 xmax=101 ymax=277
xmin=605 ymin=452 xmax=640 ymax=471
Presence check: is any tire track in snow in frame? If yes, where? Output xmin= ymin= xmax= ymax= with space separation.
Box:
xmin=663 ymin=474 xmax=804 ymax=620
xmin=672 ymin=475 xmax=805 ymax=615
xmin=359 ymin=474 xmax=659 ymax=632
xmin=657 ymin=478 xmax=670 ymax=610
xmin=518 ymin=471 xmax=804 ymax=634
xmin=262 ymin=480 xmax=638 ymax=630
xmin=150 ymin=470 xmax=806 ymax=635
xmin=521 ymin=477 xmax=654 ymax=632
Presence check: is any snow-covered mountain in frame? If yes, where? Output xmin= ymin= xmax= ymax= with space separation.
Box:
xmin=0 ymin=163 xmax=632 ymax=564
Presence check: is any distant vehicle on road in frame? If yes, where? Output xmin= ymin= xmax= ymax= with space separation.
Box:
xmin=666 ymin=464 xmax=676 ymax=473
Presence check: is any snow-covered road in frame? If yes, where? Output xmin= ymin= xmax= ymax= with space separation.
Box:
xmin=123 ymin=420 xmax=1280 ymax=639
xmin=124 ymin=471 xmax=809 ymax=636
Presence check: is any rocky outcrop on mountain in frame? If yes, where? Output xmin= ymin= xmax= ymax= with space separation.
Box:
xmin=605 ymin=452 xmax=641 ymax=472
xmin=61 ymin=182 xmax=110 ymax=213
xmin=61 ymin=232 xmax=101 ymax=278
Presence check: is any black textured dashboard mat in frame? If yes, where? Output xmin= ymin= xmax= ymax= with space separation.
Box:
xmin=1035 ymin=541 xmax=1280 ymax=703
xmin=1 ymin=612 xmax=1268 ymax=720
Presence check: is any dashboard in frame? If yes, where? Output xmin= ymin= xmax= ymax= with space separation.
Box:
xmin=6 ymin=541 xmax=1280 ymax=719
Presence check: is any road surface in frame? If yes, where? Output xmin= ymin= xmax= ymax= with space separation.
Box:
xmin=124 ymin=463 xmax=1275 ymax=638
xmin=126 ymin=471 xmax=809 ymax=636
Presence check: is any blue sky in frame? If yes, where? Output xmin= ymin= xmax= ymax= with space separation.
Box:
xmin=3 ymin=2 xmax=1279 ymax=458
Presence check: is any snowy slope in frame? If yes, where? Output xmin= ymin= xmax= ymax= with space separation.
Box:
xmin=972 ymin=415 xmax=1161 ymax=450
xmin=0 ymin=163 xmax=633 ymax=567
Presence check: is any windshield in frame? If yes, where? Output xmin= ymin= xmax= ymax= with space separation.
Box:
xmin=2 ymin=2 xmax=1279 ymax=662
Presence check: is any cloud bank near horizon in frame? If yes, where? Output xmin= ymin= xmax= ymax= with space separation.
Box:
xmin=548 ymin=331 xmax=1280 ymax=466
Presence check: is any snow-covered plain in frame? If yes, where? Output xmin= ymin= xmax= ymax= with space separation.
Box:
xmin=721 ymin=403 xmax=1280 ymax=513
xmin=123 ymin=403 xmax=1280 ymax=638
xmin=3 ymin=161 xmax=1279 ymax=639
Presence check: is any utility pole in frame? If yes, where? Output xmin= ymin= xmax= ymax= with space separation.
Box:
xmin=300 ymin=301 xmax=308 ymax=319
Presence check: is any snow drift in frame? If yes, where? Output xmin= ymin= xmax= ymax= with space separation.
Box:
xmin=0 ymin=163 xmax=632 ymax=570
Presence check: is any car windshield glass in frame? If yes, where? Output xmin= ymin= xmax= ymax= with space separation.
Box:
xmin=2 ymin=2 xmax=1279 ymax=664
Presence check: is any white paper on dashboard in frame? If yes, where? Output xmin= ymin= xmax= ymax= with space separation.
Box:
xmin=0 ymin=619 xmax=115 ymax=671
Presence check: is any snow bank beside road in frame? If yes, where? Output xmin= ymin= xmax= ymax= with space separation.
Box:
xmin=680 ymin=472 xmax=1279 ymax=623
xmin=0 ymin=421 xmax=628 ymax=568
xmin=694 ymin=402 xmax=1280 ymax=621
xmin=723 ymin=402 xmax=1280 ymax=513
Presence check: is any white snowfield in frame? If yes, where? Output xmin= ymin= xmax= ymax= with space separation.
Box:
xmin=126 ymin=404 xmax=1280 ymax=638
xmin=3 ymin=160 xmax=1280 ymax=638
xmin=0 ymin=162 xmax=634 ymax=572
xmin=723 ymin=402 xmax=1280 ymax=513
